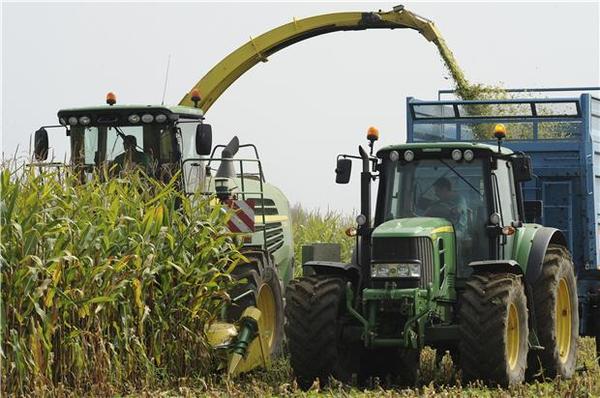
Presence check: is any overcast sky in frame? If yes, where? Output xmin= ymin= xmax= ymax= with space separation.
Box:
xmin=3 ymin=2 xmax=599 ymax=214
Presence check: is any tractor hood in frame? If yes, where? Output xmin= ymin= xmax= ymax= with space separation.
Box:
xmin=372 ymin=217 xmax=454 ymax=239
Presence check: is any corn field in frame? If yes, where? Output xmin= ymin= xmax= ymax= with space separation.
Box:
xmin=3 ymin=166 xmax=598 ymax=397
xmin=1 ymin=165 xmax=244 ymax=395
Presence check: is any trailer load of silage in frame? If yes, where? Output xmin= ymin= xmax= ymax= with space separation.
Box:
xmin=0 ymin=166 xmax=244 ymax=395
xmin=433 ymin=33 xmax=563 ymax=140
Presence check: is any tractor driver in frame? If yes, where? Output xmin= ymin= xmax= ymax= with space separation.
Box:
xmin=424 ymin=177 xmax=467 ymax=238
xmin=114 ymin=135 xmax=150 ymax=171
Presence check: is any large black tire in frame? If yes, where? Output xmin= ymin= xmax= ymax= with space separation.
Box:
xmin=459 ymin=273 xmax=529 ymax=386
xmin=226 ymin=253 xmax=284 ymax=357
xmin=528 ymin=244 xmax=578 ymax=379
xmin=596 ymin=328 xmax=600 ymax=366
xmin=285 ymin=275 xmax=355 ymax=389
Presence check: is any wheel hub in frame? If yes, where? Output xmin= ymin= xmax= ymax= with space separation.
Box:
xmin=555 ymin=277 xmax=572 ymax=363
xmin=256 ymin=283 xmax=276 ymax=352
xmin=506 ymin=302 xmax=520 ymax=370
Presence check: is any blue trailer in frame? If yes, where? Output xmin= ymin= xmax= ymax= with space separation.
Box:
xmin=405 ymin=88 xmax=600 ymax=341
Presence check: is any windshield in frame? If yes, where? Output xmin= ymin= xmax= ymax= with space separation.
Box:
xmin=70 ymin=124 xmax=179 ymax=179
xmin=380 ymin=157 xmax=489 ymax=274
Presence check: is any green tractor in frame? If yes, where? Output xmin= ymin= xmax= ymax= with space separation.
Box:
xmin=32 ymin=93 xmax=294 ymax=375
xmin=285 ymin=125 xmax=579 ymax=387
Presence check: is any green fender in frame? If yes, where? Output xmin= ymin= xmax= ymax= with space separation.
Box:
xmin=514 ymin=225 xmax=569 ymax=285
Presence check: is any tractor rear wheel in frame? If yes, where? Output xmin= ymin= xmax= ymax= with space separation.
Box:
xmin=226 ymin=253 xmax=284 ymax=357
xmin=528 ymin=244 xmax=578 ymax=379
xmin=459 ymin=272 xmax=529 ymax=386
xmin=285 ymin=275 xmax=355 ymax=389
xmin=596 ymin=326 xmax=600 ymax=366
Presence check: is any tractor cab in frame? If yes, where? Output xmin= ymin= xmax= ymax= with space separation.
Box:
xmin=335 ymin=127 xmax=533 ymax=283
xmin=373 ymin=141 xmax=532 ymax=277
xmin=32 ymin=92 xmax=214 ymax=188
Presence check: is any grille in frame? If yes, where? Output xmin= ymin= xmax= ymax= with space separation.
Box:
xmin=253 ymin=198 xmax=279 ymax=216
xmin=371 ymin=237 xmax=434 ymax=288
xmin=257 ymin=222 xmax=284 ymax=252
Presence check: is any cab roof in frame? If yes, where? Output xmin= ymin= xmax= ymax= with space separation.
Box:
xmin=378 ymin=142 xmax=514 ymax=156
xmin=57 ymin=104 xmax=204 ymax=120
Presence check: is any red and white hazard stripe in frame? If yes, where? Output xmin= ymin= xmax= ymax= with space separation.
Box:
xmin=226 ymin=199 xmax=255 ymax=233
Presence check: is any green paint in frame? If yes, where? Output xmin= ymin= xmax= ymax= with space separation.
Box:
xmin=513 ymin=223 xmax=543 ymax=273
xmin=372 ymin=217 xmax=453 ymax=238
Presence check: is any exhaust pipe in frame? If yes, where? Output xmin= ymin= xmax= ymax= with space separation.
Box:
xmin=215 ymin=136 xmax=240 ymax=201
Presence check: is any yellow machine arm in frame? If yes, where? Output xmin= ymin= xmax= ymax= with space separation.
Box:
xmin=179 ymin=5 xmax=467 ymax=112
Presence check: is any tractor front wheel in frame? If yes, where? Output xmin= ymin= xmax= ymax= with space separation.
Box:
xmin=459 ymin=273 xmax=529 ymax=386
xmin=529 ymin=244 xmax=578 ymax=379
xmin=285 ymin=275 xmax=355 ymax=389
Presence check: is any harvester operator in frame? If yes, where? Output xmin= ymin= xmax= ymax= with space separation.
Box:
xmin=424 ymin=177 xmax=467 ymax=238
xmin=114 ymin=135 xmax=150 ymax=171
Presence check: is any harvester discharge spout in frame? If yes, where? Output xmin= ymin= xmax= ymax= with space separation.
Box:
xmin=180 ymin=5 xmax=467 ymax=114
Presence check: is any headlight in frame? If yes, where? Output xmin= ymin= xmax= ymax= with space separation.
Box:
xmin=128 ymin=114 xmax=141 ymax=124
xmin=451 ymin=149 xmax=462 ymax=161
xmin=371 ymin=262 xmax=421 ymax=279
xmin=68 ymin=116 xmax=78 ymax=126
xmin=79 ymin=116 xmax=91 ymax=126
xmin=141 ymin=114 xmax=154 ymax=123
xmin=59 ymin=117 xmax=67 ymax=126
xmin=356 ymin=214 xmax=367 ymax=226
xmin=155 ymin=113 xmax=167 ymax=123
xmin=464 ymin=149 xmax=474 ymax=162
xmin=489 ymin=212 xmax=501 ymax=225
xmin=404 ymin=150 xmax=415 ymax=162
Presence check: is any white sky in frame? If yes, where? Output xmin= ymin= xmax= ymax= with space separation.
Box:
xmin=2 ymin=2 xmax=599 ymax=214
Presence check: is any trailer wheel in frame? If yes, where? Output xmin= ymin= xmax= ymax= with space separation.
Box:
xmin=226 ymin=254 xmax=284 ymax=357
xmin=459 ymin=273 xmax=529 ymax=386
xmin=285 ymin=275 xmax=355 ymax=389
xmin=528 ymin=244 xmax=578 ymax=379
xmin=592 ymin=291 xmax=600 ymax=366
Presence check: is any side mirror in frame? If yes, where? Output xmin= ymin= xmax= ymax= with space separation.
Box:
xmin=34 ymin=128 xmax=49 ymax=161
xmin=195 ymin=123 xmax=212 ymax=155
xmin=512 ymin=155 xmax=533 ymax=182
xmin=335 ymin=158 xmax=352 ymax=184
xmin=524 ymin=200 xmax=543 ymax=223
